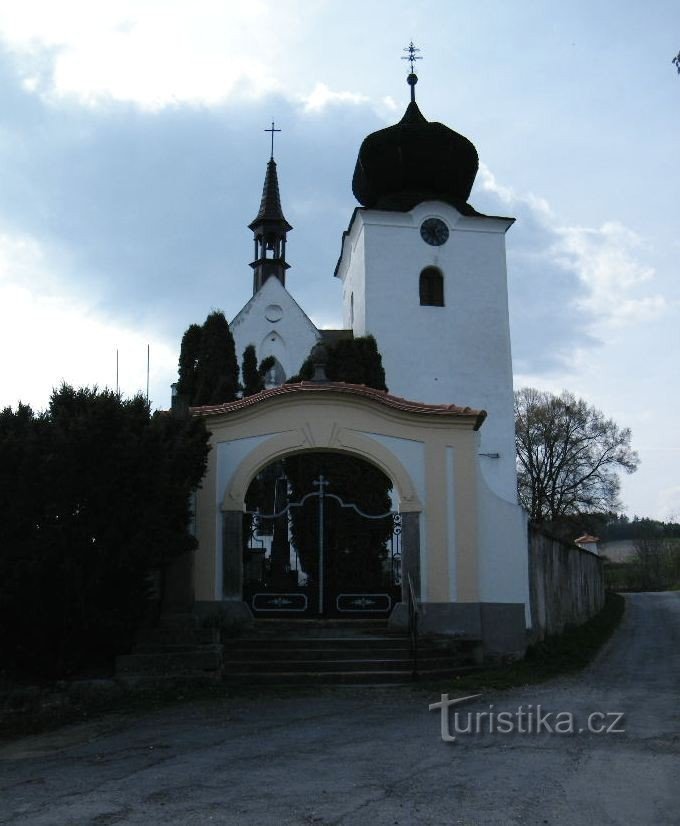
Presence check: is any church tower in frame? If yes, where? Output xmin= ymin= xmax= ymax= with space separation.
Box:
xmin=335 ymin=48 xmax=518 ymax=504
xmin=248 ymin=126 xmax=293 ymax=295
xmin=230 ymin=124 xmax=320 ymax=385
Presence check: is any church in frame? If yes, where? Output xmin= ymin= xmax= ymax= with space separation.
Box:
xmin=188 ymin=51 xmax=531 ymax=657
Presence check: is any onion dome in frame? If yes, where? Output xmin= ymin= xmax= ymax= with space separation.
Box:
xmin=352 ymin=93 xmax=479 ymax=212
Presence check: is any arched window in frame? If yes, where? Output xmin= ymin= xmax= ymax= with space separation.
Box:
xmin=419 ymin=267 xmax=444 ymax=306
xmin=263 ymin=357 xmax=286 ymax=388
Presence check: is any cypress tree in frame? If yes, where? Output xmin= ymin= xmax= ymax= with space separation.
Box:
xmin=177 ymin=323 xmax=202 ymax=403
xmin=191 ymin=311 xmax=239 ymax=406
xmin=241 ymin=345 xmax=261 ymax=397
xmin=241 ymin=346 xmax=277 ymax=397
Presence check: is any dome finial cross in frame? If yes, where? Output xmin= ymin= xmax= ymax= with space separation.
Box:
xmin=402 ymin=41 xmax=422 ymax=73
xmin=401 ymin=41 xmax=422 ymax=102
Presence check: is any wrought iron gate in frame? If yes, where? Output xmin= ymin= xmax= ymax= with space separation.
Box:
xmin=243 ymin=474 xmax=402 ymax=617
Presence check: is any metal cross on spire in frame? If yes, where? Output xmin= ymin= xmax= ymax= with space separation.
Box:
xmin=401 ymin=41 xmax=422 ymax=102
xmin=264 ymin=120 xmax=281 ymax=159
xmin=402 ymin=41 xmax=422 ymax=73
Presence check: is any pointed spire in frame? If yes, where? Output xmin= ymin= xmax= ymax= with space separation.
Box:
xmin=249 ymin=158 xmax=292 ymax=231
xmin=248 ymin=126 xmax=292 ymax=294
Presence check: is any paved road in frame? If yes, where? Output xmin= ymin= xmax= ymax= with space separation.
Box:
xmin=1 ymin=592 xmax=679 ymax=825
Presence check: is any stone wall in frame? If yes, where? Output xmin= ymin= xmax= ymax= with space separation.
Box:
xmin=528 ymin=524 xmax=605 ymax=642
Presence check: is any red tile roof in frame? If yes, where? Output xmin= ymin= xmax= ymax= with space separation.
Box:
xmin=191 ymin=382 xmax=486 ymax=429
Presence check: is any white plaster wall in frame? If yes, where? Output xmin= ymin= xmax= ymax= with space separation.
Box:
xmin=230 ymin=277 xmax=320 ymax=382
xmin=341 ymin=227 xmax=367 ymax=335
xmin=477 ymin=474 xmax=531 ymax=624
xmin=336 ymin=202 xmax=517 ymax=504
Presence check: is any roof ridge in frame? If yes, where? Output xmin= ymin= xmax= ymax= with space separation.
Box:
xmin=191 ymin=382 xmax=486 ymax=429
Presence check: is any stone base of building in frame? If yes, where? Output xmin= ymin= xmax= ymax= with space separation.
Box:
xmin=193 ymin=600 xmax=254 ymax=631
xmin=389 ymin=601 xmax=526 ymax=659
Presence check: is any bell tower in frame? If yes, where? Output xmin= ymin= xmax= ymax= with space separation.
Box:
xmin=335 ymin=45 xmax=518 ymax=504
xmin=249 ymin=122 xmax=292 ymax=295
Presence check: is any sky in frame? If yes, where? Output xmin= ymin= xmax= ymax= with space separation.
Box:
xmin=0 ymin=0 xmax=678 ymax=521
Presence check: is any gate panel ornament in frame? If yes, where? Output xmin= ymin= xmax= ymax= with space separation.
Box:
xmin=243 ymin=474 xmax=401 ymax=617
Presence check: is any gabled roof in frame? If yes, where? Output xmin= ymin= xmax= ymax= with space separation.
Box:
xmin=229 ymin=274 xmax=319 ymax=337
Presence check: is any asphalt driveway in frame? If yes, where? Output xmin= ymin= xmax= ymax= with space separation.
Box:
xmin=1 ymin=591 xmax=678 ymax=825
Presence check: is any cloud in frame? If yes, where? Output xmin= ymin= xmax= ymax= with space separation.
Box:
xmin=550 ymin=222 xmax=665 ymax=326
xmin=657 ymin=485 xmax=680 ymax=522
xmin=0 ymin=1 xmax=301 ymax=109
xmin=474 ymin=164 xmax=666 ymax=378
xmin=300 ymin=82 xmax=370 ymax=114
xmin=0 ymin=230 xmax=177 ymax=412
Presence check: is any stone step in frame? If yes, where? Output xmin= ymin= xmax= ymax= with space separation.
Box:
xmin=224 ymin=638 xmax=468 ymax=656
xmin=223 ymin=645 xmax=413 ymax=660
xmin=135 ymin=627 xmax=220 ymax=648
xmin=224 ymin=655 xmax=467 ymax=674
xmin=133 ymin=641 xmax=220 ymax=655
xmin=115 ymin=647 xmax=222 ymax=676
xmin=117 ymin=673 xmax=222 ymax=689
xmin=157 ymin=613 xmax=199 ymax=631
xmin=225 ymin=635 xmax=424 ymax=649
xmin=222 ymin=664 xmax=481 ymax=686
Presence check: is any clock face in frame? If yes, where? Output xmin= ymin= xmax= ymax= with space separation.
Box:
xmin=420 ymin=218 xmax=449 ymax=246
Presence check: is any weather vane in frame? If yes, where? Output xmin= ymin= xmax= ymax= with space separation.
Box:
xmin=402 ymin=41 xmax=422 ymax=102
xmin=264 ymin=120 xmax=281 ymax=159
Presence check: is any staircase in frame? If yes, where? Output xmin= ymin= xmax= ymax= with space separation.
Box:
xmin=222 ymin=619 xmax=481 ymax=685
xmin=115 ymin=613 xmax=223 ymax=686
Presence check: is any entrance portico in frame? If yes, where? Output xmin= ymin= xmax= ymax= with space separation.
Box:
xmin=191 ymin=381 xmax=529 ymax=655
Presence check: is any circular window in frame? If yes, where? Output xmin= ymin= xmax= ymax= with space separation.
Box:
xmin=264 ymin=304 xmax=283 ymax=323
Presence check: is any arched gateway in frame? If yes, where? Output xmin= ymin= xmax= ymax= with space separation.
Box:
xmin=190 ymin=381 xmax=529 ymax=653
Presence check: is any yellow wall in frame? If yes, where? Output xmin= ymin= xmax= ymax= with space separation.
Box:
xmin=193 ymin=388 xmax=482 ymax=605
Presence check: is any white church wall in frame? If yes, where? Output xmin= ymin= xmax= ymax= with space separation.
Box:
xmin=336 ymin=201 xmax=518 ymax=505
xmin=230 ymin=276 xmax=319 ymax=382
xmin=477 ymin=474 xmax=531 ymax=624
xmin=341 ymin=225 xmax=367 ymax=335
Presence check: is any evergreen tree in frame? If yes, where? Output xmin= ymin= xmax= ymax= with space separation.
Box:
xmin=241 ymin=345 xmax=260 ymax=397
xmin=241 ymin=346 xmax=277 ymax=397
xmin=0 ymin=385 xmax=209 ymax=678
xmin=176 ymin=323 xmax=202 ymax=402
xmin=292 ymin=334 xmax=387 ymax=390
xmin=179 ymin=310 xmax=238 ymax=406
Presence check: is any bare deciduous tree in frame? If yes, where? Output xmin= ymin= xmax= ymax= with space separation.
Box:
xmin=514 ymin=388 xmax=639 ymax=522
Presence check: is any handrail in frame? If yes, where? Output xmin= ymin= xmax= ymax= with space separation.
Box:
xmin=407 ymin=572 xmax=419 ymax=679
